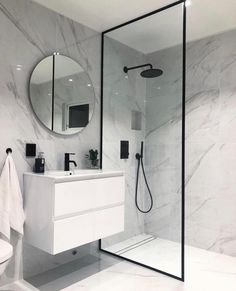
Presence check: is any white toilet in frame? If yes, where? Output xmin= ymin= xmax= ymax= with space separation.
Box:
xmin=0 ymin=239 xmax=13 ymax=276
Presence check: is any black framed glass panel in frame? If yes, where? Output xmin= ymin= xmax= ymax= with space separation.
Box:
xmin=100 ymin=0 xmax=186 ymax=281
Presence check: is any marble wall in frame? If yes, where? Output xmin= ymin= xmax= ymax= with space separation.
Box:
xmin=144 ymin=28 xmax=236 ymax=257
xmin=0 ymin=0 xmax=100 ymax=285
xmin=101 ymin=27 xmax=236 ymax=257
xmin=185 ymin=29 xmax=236 ymax=256
xmin=101 ymin=36 xmax=147 ymax=248
xmin=144 ymin=44 xmax=182 ymax=243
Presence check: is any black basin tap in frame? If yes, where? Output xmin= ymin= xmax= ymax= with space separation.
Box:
xmin=64 ymin=153 xmax=77 ymax=171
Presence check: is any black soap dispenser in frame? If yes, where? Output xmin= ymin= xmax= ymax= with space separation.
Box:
xmin=34 ymin=152 xmax=45 ymax=173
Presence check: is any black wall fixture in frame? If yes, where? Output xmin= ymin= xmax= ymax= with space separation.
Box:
xmin=99 ymin=0 xmax=186 ymax=282
xmin=120 ymin=140 xmax=129 ymax=159
xmin=26 ymin=143 xmax=36 ymax=157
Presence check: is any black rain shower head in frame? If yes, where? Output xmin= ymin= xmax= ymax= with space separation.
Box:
xmin=123 ymin=63 xmax=163 ymax=78
xmin=141 ymin=68 xmax=163 ymax=78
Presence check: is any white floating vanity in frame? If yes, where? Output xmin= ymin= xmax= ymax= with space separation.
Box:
xmin=24 ymin=170 xmax=125 ymax=254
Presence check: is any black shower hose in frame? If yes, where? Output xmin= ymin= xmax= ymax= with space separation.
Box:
xmin=135 ymin=155 xmax=153 ymax=213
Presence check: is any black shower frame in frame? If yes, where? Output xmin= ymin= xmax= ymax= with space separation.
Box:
xmin=99 ymin=0 xmax=186 ymax=282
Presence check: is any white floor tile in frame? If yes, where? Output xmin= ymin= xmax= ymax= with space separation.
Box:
xmin=25 ymin=242 xmax=236 ymax=291
xmin=0 ymin=280 xmax=38 ymax=291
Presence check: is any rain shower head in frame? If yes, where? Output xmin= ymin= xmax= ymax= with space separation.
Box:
xmin=141 ymin=68 xmax=163 ymax=78
xmin=123 ymin=63 xmax=163 ymax=78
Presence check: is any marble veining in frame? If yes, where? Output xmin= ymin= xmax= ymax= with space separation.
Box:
xmin=144 ymin=28 xmax=236 ymax=256
xmin=0 ymin=0 xmax=100 ymax=286
xmin=101 ymin=24 xmax=236 ymax=260
xmin=101 ymin=36 xmax=147 ymax=249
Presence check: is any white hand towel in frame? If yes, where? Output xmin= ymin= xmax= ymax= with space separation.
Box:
xmin=0 ymin=154 xmax=25 ymax=239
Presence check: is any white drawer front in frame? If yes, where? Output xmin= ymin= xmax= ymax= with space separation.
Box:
xmin=54 ymin=176 xmax=124 ymax=217
xmin=53 ymin=213 xmax=94 ymax=254
xmin=52 ymin=205 xmax=124 ymax=254
xmin=94 ymin=205 xmax=124 ymax=239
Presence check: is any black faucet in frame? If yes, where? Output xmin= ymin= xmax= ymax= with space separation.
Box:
xmin=64 ymin=153 xmax=77 ymax=171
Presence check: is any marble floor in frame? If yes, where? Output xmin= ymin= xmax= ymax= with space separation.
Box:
xmin=0 ymin=246 xmax=236 ymax=291
xmin=19 ymin=240 xmax=236 ymax=291
xmin=0 ymin=279 xmax=38 ymax=291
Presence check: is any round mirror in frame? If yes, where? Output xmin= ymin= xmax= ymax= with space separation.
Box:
xmin=29 ymin=54 xmax=95 ymax=135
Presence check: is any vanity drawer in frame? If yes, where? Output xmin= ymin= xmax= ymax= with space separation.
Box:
xmin=53 ymin=212 xmax=94 ymax=254
xmin=54 ymin=176 xmax=125 ymax=217
xmin=52 ymin=205 xmax=124 ymax=254
xmin=94 ymin=205 xmax=124 ymax=239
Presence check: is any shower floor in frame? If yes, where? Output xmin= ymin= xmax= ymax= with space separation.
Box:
xmin=104 ymin=234 xmax=181 ymax=277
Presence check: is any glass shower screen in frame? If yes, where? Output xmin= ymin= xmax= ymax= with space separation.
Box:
xmin=100 ymin=1 xmax=186 ymax=281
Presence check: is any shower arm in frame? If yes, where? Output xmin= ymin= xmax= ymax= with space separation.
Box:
xmin=123 ymin=63 xmax=153 ymax=73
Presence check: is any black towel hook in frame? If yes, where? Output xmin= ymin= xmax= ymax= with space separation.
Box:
xmin=6 ymin=148 xmax=12 ymax=154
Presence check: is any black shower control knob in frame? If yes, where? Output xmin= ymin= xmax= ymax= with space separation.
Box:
xmin=136 ymin=153 xmax=141 ymax=160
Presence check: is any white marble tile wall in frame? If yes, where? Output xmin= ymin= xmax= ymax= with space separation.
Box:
xmin=101 ymin=36 xmax=147 ymax=248
xmin=0 ymin=0 xmax=100 ymax=286
xmin=185 ymin=29 xmax=236 ymax=256
xmin=144 ymin=28 xmax=236 ymax=256
xmin=144 ymin=44 xmax=183 ymax=243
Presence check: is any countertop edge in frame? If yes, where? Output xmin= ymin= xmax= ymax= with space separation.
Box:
xmin=23 ymin=170 xmax=124 ymax=183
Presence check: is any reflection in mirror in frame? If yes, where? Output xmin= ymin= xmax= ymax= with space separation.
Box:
xmin=29 ymin=55 xmax=95 ymax=135
xmin=30 ymin=56 xmax=53 ymax=130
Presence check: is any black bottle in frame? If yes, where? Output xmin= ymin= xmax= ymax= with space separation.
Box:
xmin=34 ymin=152 xmax=45 ymax=173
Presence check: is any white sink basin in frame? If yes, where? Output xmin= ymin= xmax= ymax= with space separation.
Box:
xmin=44 ymin=170 xmax=74 ymax=176
xmin=74 ymin=169 xmax=102 ymax=174
xmin=24 ymin=169 xmax=123 ymax=182
xmin=44 ymin=169 xmax=103 ymax=177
